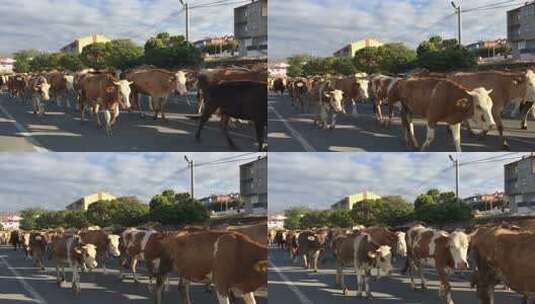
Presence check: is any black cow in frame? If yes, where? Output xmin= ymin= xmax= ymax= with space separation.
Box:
xmin=273 ymin=78 xmax=285 ymax=96
xmin=195 ymin=81 xmax=267 ymax=151
xmin=9 ymin=230 xmax=20 ymax=251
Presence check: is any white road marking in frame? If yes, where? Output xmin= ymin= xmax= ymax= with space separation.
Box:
xmin=269 ymin=260 xmax=314 ymax=304
xmin=268 ymin=104 xmax=316 ymax=152
xmin=0 ymin=255 xmax=48 ymax=304
xmin=0 ymin=102 xmax=48 ymax=152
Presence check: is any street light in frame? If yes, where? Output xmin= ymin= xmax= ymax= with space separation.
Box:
xmin=451 ymin=1 xmax=463 ymax=46
xmin=184 ymin=155 xmax=194 ymax=199
xmin=449 ymin=154 xmax=460 ymax=202
xmin=178 ymin=0 xmax=190 ymax=42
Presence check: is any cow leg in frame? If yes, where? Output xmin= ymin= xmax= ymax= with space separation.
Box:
xmin=418 ymin=262 xmax=427 ymax=289
xmin=450 ymin=123 xmax=462 ymax=152
xmin=241 ymin=292 xmax=256 ymax=304
xmin=72 ymin=264 xmax=80 ymax=295
xmin=195 ymin=104 xmax=217 ymax=141
xmin=56 ymin=264 xmax=63 ymax=287
xmin=356 ymin=269 xmax=363 ymax=297
xmin=160 ymin=97 xmax=168 ymax=122
xmin=303 ymin=253 xmax=309 ymax=269
xmin=155 ymin=274 xmax=167 ymax=304
xmin=152 ymin=96 xmax=159 ymax=120
xmin=216 ymin=292 xmax=231 ymax=304
xmin=438 ymin=269 xmax=453 ymax=304
xmin=254 ymin=121 xmax=265 ymax=151
xmin=351 ymin=99 xmax=358 ymax=117
xmin=104 ymin=109 xmax=112 ymax=136
xmin=420 ymin=123 xmax=436 ymax=151
xmin=365 ymin=270 xmax=373 ymax=299
xmin=408 ymin=259 xmax=417 ymax=290
xmin=520 ymin=102 xmax=534 ymax=130
xmin=137 ymin=93 xmax=145 ymax=118
xmin=130 ymin=257 xmax=139 ymax=283
xmin=94 ymin=104 xmax=101 ymax=128
xmin=375 ymin=100 xmax=383 ymax=124
xmin=329 ymin=112 xmax=337 ymax=130
xmin=312 ymin=250 xmax=320 ymax=272
xmin=110 ymin=103 xmax=120 ymax=126
xmin=491 ymin=106 xmax=509 ymax=150
xmin=178 ymin=278 xmax=192 ymax=304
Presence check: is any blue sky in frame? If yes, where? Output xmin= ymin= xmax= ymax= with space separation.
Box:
xmin=0 ymin=152 xmax=262 ymax=212
xmin=0 ymin=0 xmax=239 ymax=55
xmin=268 ymin=152 xmax=521 ymax=213
xmin=269 ymin=0 xmax=519 ymax=59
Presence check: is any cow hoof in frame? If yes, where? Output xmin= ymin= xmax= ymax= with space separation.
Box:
xmin=366 ymin=294 xmax=373 ymax=299
xmin=421 ymin=285 xmax=428 ymax=290
xmin=342 ymin=288 xmax=348 ymax=296
xmin=503 ymin=143 xmax=511 ymax=151
xmin=522 ymin=125 xmax=528 ymax=130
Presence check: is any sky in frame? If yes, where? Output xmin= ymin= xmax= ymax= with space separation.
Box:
xmin=268 ymin=152 xmax=524 ymax=214
xmin=269 ymin=0 xmax=521 ymax=59
xmin=0 ymin=0 xmax=242 ymax=55
xmin=0 ymin=152 xmax=263 ymax=213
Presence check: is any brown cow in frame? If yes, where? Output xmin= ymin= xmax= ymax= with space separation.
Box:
xmin=212 ymin=232 xmax=267 ymax=304
xmin=46 ymin=71 xmax=74 ymax=108
xmin=228 ymin=222 xmax=267 ymax=246
xmin=29 ymin=232 xmax=47 ymax=270
xmin=369 ymin=74 xmax=400 ymax=124
xmin=79 ymin=229 xmax=120 ymax=273
xmin=333 ymin=76 xmax=370 ymax=116
xmin=273 ymin=77 xmax=286 ymax=96
xmin=405 ymin=224 xmax=470 ymax=304
xmin=388 ymin=78 xmax=495 ymax=151
xmin=296 ymin=230 xmax=328 ymax=272
xmin=447 ymin=70 xmax=535 ymax=149
xmin=79 ymin=73 xmax=133 ymax=135
xmin=124 ymin=68 xmax=188 ymax=120
xmin=50 ymin=235 xmax=98 ymax=295
xmin=353 ymin=233 xmax=393 ymax=298
xmin=28 ymin=76 xmax=51 ymax=116
xmin=470 ymin=224 xmax=535 ymax=304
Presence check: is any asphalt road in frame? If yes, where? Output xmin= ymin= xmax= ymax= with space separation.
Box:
xmin=0 ymin=92 xmax=260 ymax=152
xmin=0 ymin=245 xmax=267 ymax=304
xmin=268 ymin=93 xmax=535 ymax=152
xmin=268 ymin=247 xmax=521 ymax=304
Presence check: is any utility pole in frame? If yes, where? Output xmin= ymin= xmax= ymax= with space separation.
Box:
xmin=449 ymin=155 xmax=460 ymax=202
xmin=179 ymin=0 xmax=190 ymax=42
xmin=451 ymin=1 xmax=462 ymax=46
xmin=184 ymin=155 xmax=195 ymax=199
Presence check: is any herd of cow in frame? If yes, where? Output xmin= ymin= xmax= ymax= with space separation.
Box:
xmin=0 ymin=65 xmax=267 ymax=150
xmin=0 ymin=221 xmax=267 ymax=304
xmin=268 ymin=219 xmax=535 ymax=304
xmin=269 ymin=69 xmax=535 ymax=151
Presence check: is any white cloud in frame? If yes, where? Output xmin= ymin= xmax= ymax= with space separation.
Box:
xmin=269 ymin=0 xmax=512 ymax=59
xmin=268 ymin=152 xmax=517 ymax=213
xmin=0 ymin=152 xmax=262 ymax=212
xmin=0 ymin=0 xmax=236 ymax=55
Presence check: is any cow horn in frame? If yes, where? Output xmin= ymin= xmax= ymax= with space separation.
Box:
xmin=485 ymin=89 xmax=493 ymax=95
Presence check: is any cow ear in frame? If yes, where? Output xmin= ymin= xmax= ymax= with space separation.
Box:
xmin=368 ymin=252 xmax=377 ymax=259
xmin=253 ymin=260 xmax=268 ymax=272
xmin=74 ymin=248 xmax=82 ymax=254
xmin=105 ymin=86 xmax=115 ymax=93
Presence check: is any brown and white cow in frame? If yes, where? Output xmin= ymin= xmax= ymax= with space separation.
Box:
xmin=470 ymin=223 xmax=535 ymax=304
xmin=29 ymin=232 xmax=47 ymax=270
xmin=78 ymin=229 xmax=120 ymax=273
xmin=369 ymin=74 xmax=400 ymax=124
xmin=353 ymin=233 xmax=393 ymax=298
xmin=50 ymin=235 xmax=98 ymax=295
xmin=125 ymin=68 xmax=188 ymax=120
xmin=290 ymin=78 xmax=309 ymax=111
xmin=388 ymin=78 xmax=495 ymax=151
xmin=333 ymin=76 xmax=370 ymax=117
xmin=79 ymin=73 xmax=133 ymax=135
xmin=405 ymin=224 xmax=470 ymax=304
xmin=46 ymin=71 xmax=74 ymax=108
xmin=212 ymin=232 xmax=267 ymax=304
xmin=296 ymin=230 xmax=328 ymax=272
xmin=28 ymin=76 xmax=51 ymax=116
xmin=316 ymin=87 xmax=345 ymax=129
xmin=120 ymin=228 xmax=164 ymax=289
xmin=447 ymin=70 xmax=535 ymax=149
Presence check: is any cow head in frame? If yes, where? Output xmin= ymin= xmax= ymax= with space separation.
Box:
xmin=75 ymin=243 xmax=98 ymax=270
xmin=355 ymin=78 xmax=370 ymax=100
xmin=113 ymin=80 xmax=133 ymax=109
xmin=523 ymin=70 xmax=535 ymax=103
xmin=171 ymin=71 xmax=188 ymax=96
xmin=395 ymin=232 xmax=407 ymax=257
xmin=107 ymin=234 xmax=121 ymax=257
xmin=465 ymin=88 xmax=496 ymax=132
xmin=448 ymin=230 xmax=470 ymax=270
xmin=369 ymin=245 xmax=393 ymax=277
xmin=324 ymin=89 xmax=344 ymax=113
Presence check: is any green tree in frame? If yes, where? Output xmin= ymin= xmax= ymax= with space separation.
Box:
xmin=353 ymin=47 xmax=382 ymax=74
xmin=13 ymin=49 xmax=40 ymax=73
xmin=59 ymin=53 xmax=85 ymax=71
xmin=414 ymin=189 xmax=472 ymax=224
xmin=332 ymin=57 xmax=356 ymax=75
xmin=286 ymin=54 xmax=310 ymax=77
xmin=86 ymin=200 xmax=117 ymax=227
xmin=105 ymin=39 xmax=144 ymax=70
xmin=64 ymin=210 xmax=89 ymax=229
xmin=284 ymin=207 xmax=308 ymax=230
xmin=19 ymin=208 xmax=46 ymax=230
xmin=143 ymin=32 xmax=202 ymax=68
xmin=80 ymin=43 xmax=109 ymax=69
xmin=149 ymin=190 xmax=208 ymax=225
xmin=300 ymin=210 xmax=330 ymax=228
xmin=416 ymin=36 xmax=476 ymax=71
xmin=35 ymin=210 xmax=66 ymax=229
xmin=111 ymin=197 xmax=149 ymax=227
xmin=328 ymin=209 xmax=354 ymax=227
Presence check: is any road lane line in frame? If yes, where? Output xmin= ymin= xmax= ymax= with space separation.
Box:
xmin=0 ymin=101 xmax=48 ymax=152
xmin=268 ymin=103 xmax=316 ymax=152
xmin=0 ymin=254 xmax=48 ymax=304
xmin=269 ymin=260 xmax=314 ymax=304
